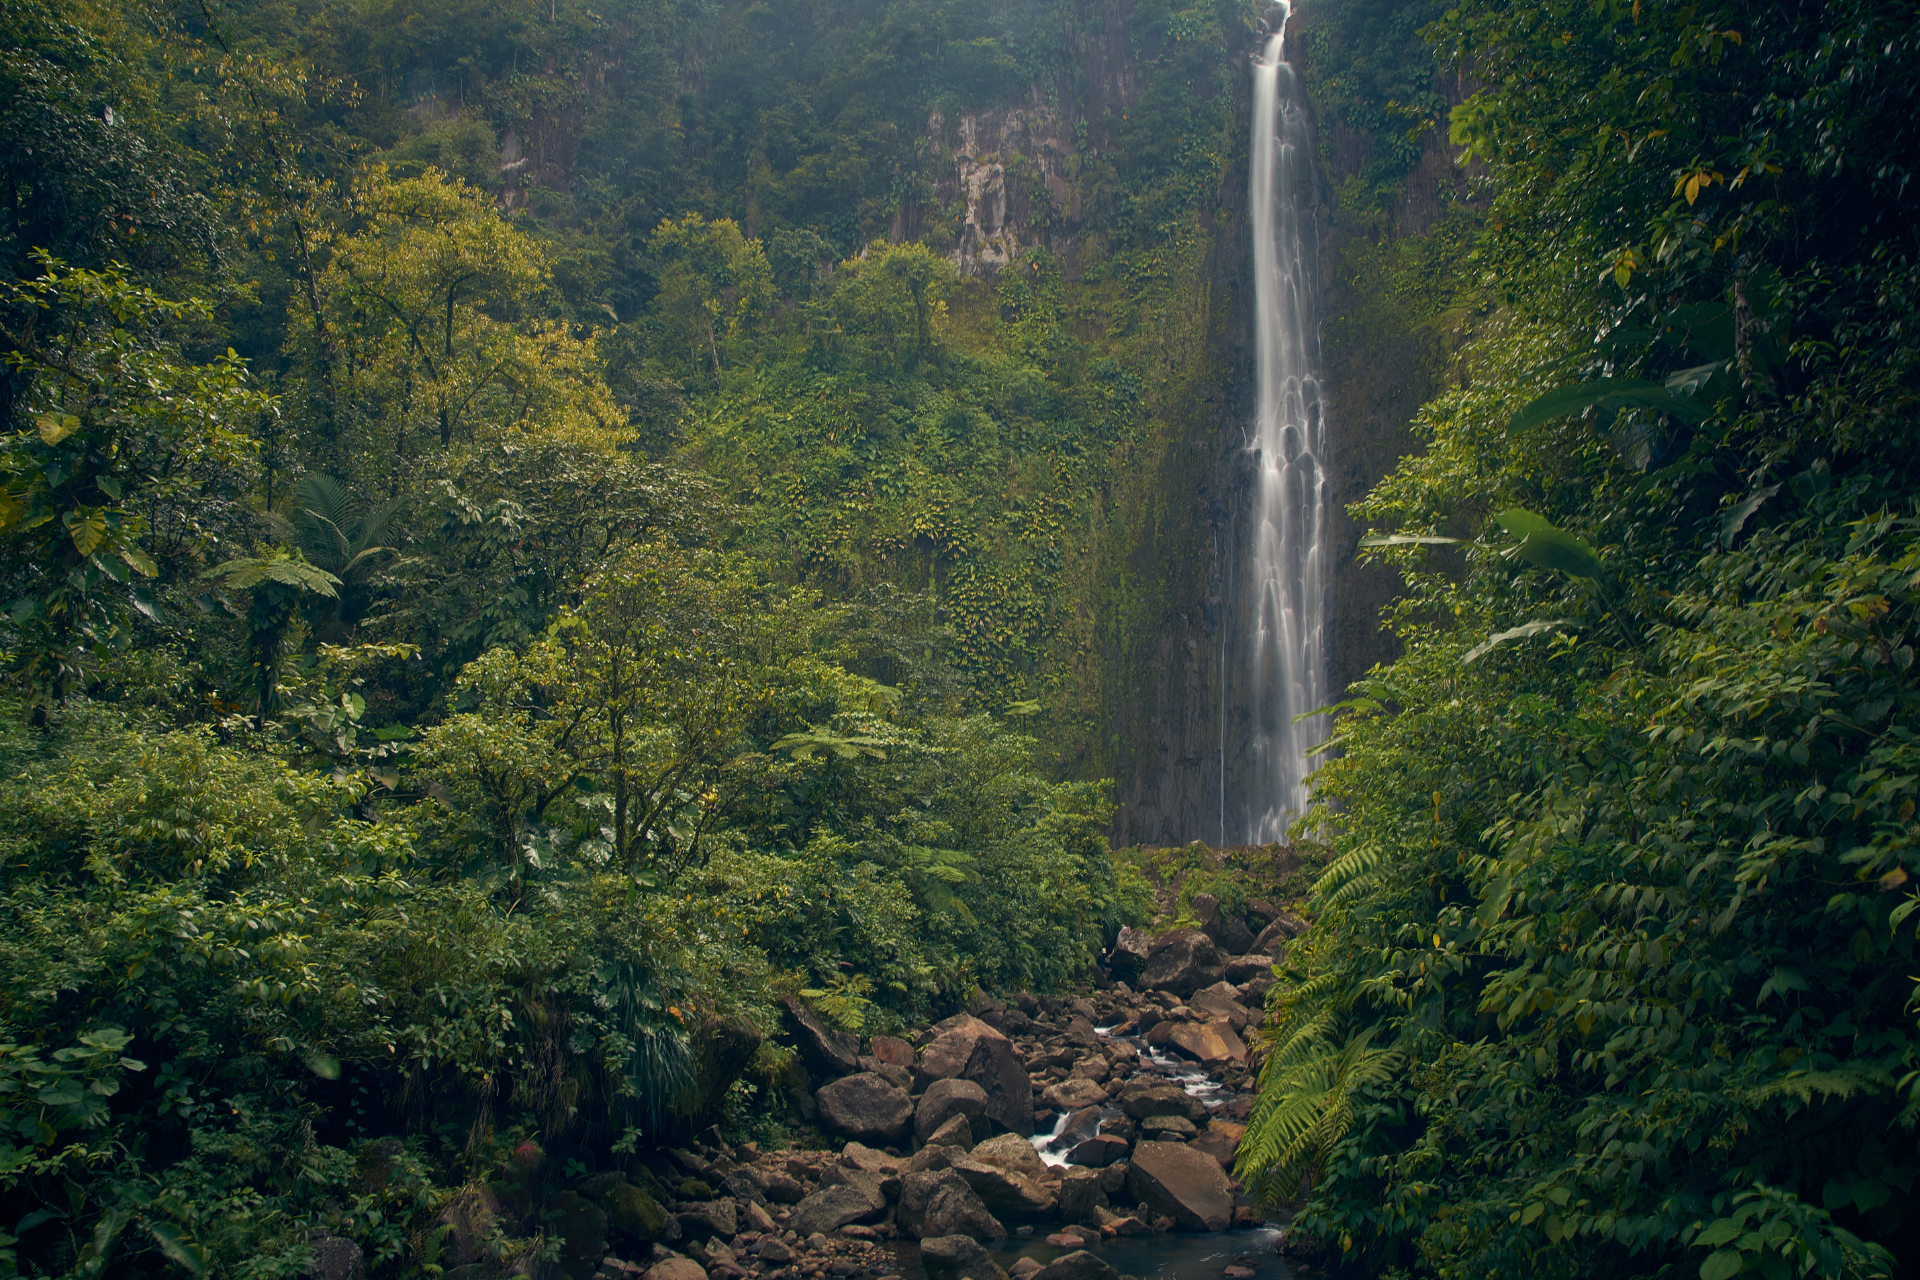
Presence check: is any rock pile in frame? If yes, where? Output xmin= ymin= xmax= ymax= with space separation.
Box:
xmin=572 ymin=913 xmax=1299 ymax=1280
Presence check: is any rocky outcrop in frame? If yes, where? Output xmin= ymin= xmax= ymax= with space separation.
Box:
xmin=784 ymin=998 xmax=859 ymax=1079
xmin=914 ymin=1015 xmax=1033 ymax=1137
xmin=1126 ymin=1142 xmax=1235 ymax=1231
xmin=897 ymin=1168 xmax=1006 ymax=1240
xmin=916 ymin=1077 xmax=989 ymax=1144
xmin=1139 ymin=931 xmax=1223 ymax=997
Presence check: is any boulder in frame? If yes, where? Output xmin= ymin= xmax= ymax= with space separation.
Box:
xmin=1190 ymin=983 xmax=1251 ymax=1028
xmin=870 ymin=1035 xmax=915 ymax=1067
xmin=785 ymin=997 xmax=860 ymax=1079
xmin=951 ymin=1158 xmax=1056 ymax=1217
xmin=920 ymin=1235 xmax=1009 ymax=1280
xmin=1126 ymin=1142 xmax=1233 ymax=1231
xmin=923 ymin=1111 xmax=977 ymax=1152
xmin=1140 ymin=931 xmax=1223 ymax=998
xmin=839 ymin=1142 xmax=904 ymax=1175
xmin=307 ymin=1236 xmax=364 ymax=1280
xmin=815 ymin=1072 xmax=913 ymax=1141
xmin=758 ymin=1171 xmax=807 ymax=1203
xmin=897 ymin=1168 xmax=1006 ymax=1240
xmin=820 ymin=1164 xmax=896 ymax=1208
xmin=917 ymin=1078 xmax=990 ymax=1144
xmin=1138 ymin=1115 xmax=1197 ymax=1141
xmin=907 ymin=1143 xmax=959 ymax=1174
xmin=1189 ymin=1121 xmax=1245 ymax=1171
xmin=788 ymin=1183 xmax=884 ymax=1236
xmin=675 ymin=1199 xmax=737 ymax=1240
xmin=1040 ymin=1077 xmax=1107 ymax=1112
xmin=603 ymin=1181 xmax=672 ymax=1241
xmin=914 ymin=1015 xmax=1033 ymax=1137
xmin=1189 ymin=894 xmax=1222 ymax=936
xmin=646 ymin=1260 xmax=709 ymax=1280
xmin=1167 ymin=1019 xmax=1248 ymax=1068
xmin=1010 ymin=1258 xmax=1044 ymax=1279
xmin=1055 ymin=1167 xmax=1109 ymax=1224
xmin=1223 ymin=955 xmax=1276 ymax=985
xmin=1063 ymin=1017 xmax=1102 ymax=1048
xmin=1117 ymin=1082 xmax=1207 ymax=1123
xmin=1066 ymin=1135 xmax=1130 ymax=1168
xmin=969 ymin=1133 xmax=1050 ymax=1182
xmin=1220 ymin=917 xmax=1256 ymax=955
xmin=1031 ymin=1250 xmax=1121 ymax=1280
xmin=1249 ymin=914 xmax=1307 ymax=957
xmin=1108 ymin=926 xmax=1151 ymax=984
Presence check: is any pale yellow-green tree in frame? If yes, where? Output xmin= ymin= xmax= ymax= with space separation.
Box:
xmin=647 ymin=213 xmax=775 ymax=377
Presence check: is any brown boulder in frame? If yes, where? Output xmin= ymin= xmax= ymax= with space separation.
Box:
xmin=920 ymin=1234 xmax=1010 ymax=1280
xmin=1140 ymin=931 xmax=1223 ymax=998
xmin=1066 ymin=1136 xmax=1130 ymax=1168
xmin=1167 ymin=1019 xmax=1247 ymax=1067
xmin=646 ymin=1260 xmax=708 ymax=1280
xmin=1189 ymin=1121 xmax=1246 ymax=1171
xmin=1223 ymin=955 xmax=1276 ymax=985
xmin=951 ymin=1158 xmax=1056 ymax=1217
xmin=1126 ymin=1142 xmax=1233 ymax=1231
xmin=916 ymin=1077 xmax=990 ymax=1144
xmin=1108 ymin=926 xmax=1151 ymax=983
xmin=1220 ymin=917 xmax=1256 ymax=955
xmin=1116 ymin=1082 xmax=1207 ymax=1122
xmin=871 ymin=1035 xmax=915 ymax=1067
xmin=1041 ymin=1077 xmax=1108 ymax=1112
xmin=897 ymin=1168 xmax=1006 ymax=1240
xmin=914 ymin=1015 xmax=1034 ymax=1137
xmin=1032 ymin=1250 xmax=1121 ymax=1280
xmin=815 ymin=1072 xmax=913 ymax=1141
xmin=1055 ymin=1167 xmax=1110 ymax=1224
xmin=787 ymin=1182 xmax=884 ymax=1236
xmin=785 ymin=997 xmax=860 ymax=1079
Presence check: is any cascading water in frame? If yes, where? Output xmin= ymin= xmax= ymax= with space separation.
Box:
xmin=1234 ymin=2 xmax=1332 ymax=843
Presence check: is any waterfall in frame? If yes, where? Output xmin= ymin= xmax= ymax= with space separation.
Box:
xmin=1238 ymin=3 xmax=1331 ymax=843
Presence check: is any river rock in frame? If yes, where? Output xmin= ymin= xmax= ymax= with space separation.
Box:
xmin=871 ymin=1035 xmax=915 ymax=1067
xmin=1126 ymin=1142 xmax=1233 ymax=1231
xmin=1189 ymin=1121 xmax=1245 ymax=1171
xmin=1063 ymin=1016 xmax=1102 ymax=1048
xmin=917 ymin=1078 xmax=990 ymax=1143
xmin=923 ymin=1111 xmax=977 ymax=1152
xmin=785 ymin=997 xmax=861 ymax=1079
xmin=1140 ymin=930 xmax=1223 ymax=998
xmin=951 ymin=1157 xmax=1056 ymax=1217
xmin=1220 ymin=916 xmax=1256 ymax=955
xmin=908 ymin=1143 xmax=958 ymax=1174
xmin=815 ymin=1072 xmax=913 ymax=1141
xmin=1108 ymin=926 xmax=1151 ymax=984
xmin=1055 ymin=1167 xmax=1110 ymax=1224
xmin=1138 ymin=1114 xmax=1197 ymax=1140
xmin=787 ymin=1183 xmax=883 ymax=1236
xmin=675 ymin=1199 xmax=737 ymax=1240
xmin=1223 ymin=954 xmax=1276 ymax=984
xmin=821 ymin=1164 xmax=895 ymax=1208
xmin=839 ymin=1142 xmax=904 ymax=1175
xmin=1031 ymin=1250 xmax=1121 ymax=1280
xmin=1249 ymin=914 xmax=1307 ymax=956
xmin=897 ymin=1168 xmax=1006 ymax=1240
xmin=1117 ymin=1082 xmax=1207 ymax=1122
xmin=1190 ymin=983 xmax=1252 ymax=1030
xmin=603 ymin=1181 xmax=672 ymax=1241
xmin=1167 ymin=1019 xmax=1247 ymax=1067
xmin=921 ymin=1234 xmax=1010 ymax=1280
xmin=1066 ymin=1135 xmax=1129 ymax=1168
xmin=1041 ymin=1077 xmax=1107 ymax=1112
xmin=646 ymin=1260 xmax=709 ymax=1280
xmin=914 ymin=1015 xmax=1033 ymax=1137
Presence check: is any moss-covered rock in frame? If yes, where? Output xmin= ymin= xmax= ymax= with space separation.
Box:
xmin=602 ymin=1180 xmax=670 ymax=1242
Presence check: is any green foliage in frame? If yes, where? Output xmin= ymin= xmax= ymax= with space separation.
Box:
xmin=1242 ymin=0 xmax=1920 ymax=1275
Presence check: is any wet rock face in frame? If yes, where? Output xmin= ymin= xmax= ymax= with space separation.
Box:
xmin=1127 ymin=1142 xmax=1235 ymax=1231
xmin=1139 ymin=930 xmax=1223 ymax=998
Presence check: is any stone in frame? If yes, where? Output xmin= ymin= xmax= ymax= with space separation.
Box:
xmin=1166 ymin=1020 xmax=1247 ymax=1068
xmin=871 ymin=1035 xmax=915 ymax=1067
xmin=1190 ymin=984 xmax=1252 ymax=1029
xmin=605 ymin=1182 xmax=673 ymax=1242
xmin=859 ymin=1058 xmax=914 ymax=1091
xmin=1220 ymin=917 xmax=1256 ymax=955
xmin=1224 ymin=1267 xmax=1256 ymax=1280
xmin=1138 ymin=1115 xmax=1197 ymax=1140
xmin=307 ymin=1236 xmax=364 ymax=1280
xmin=1188 ymin=1122 xmax=1245 ymax=1171
xmin=645 ymin=1260 xmax=708 ymax=1280
xmin=1063 ymin=1017 xmax=1102 ymax=1048
xmin=1066 ymin=1136 xmax=1130 ymax=1169
xmin=896 ymin=1168 xmax=1006 ymax=1240
xmin=821 ymin=1164 xmax=895 ymax=1208
xmin=913 ymin=1015 xmax=1034 ymax=1137
xmin=920 ymin=1234 xmax=1009 ymax=1280
xmin=1223 ymin=955 xmax=1276 ymax=985
xmin=1055 ymin=1167 xmax=1109 ymax=1224
xmin=1108 ymin=926 xmax=1151 ymax=984
xmin=1189 ymin=894 xmax=1221 ymax=935
xmin=917 ymin=1078 xmax=991 ymax=1144
xmin=786 ymin=997 xmax=861 ymax=1079
xmin=744 ymin=1199 xmax=779 ymax=1233
xmin=1041 ymin=1077 xmax=1107 ymax=1112
xmin=1140 ymin=931 xmax=1224 ymax=999
xmin=759 ymin=1171 xmax=807 ymax=1203
xmin=970 ymin=1133 xmax=1048 ymax=1183
xmin=1116 ymin=1082 xmax=1207 ymax=1123
xmin=788 ymin=1183 xmax=884 ymax=1236
xmin=1126 ymin=1143 xmax=1234 ymax=1232
xmin=1248 ymin=915 xmax=1306 ymax=958
xmin=951 ymin=1157 xmax=1056 ymax=1217
xmin=754 ymin=1238 xmax=794 ymax=1264
xmin=676 ymin=1200 xmax=738 ymax=1241
xmin=1069 ymin=1058 xmax=1110 ymax=1083
xmin=816 ymin=1072 xmax=914 ymax=1141
xmin=908 ymin=1143 xmax=959 ymax=1174
xmin=1031 ymin=1250 xmax=1121 ymax=1280
xmin=1009 ymin=1258 xmax=1044 ymax=1279
xmin=840 ymin=1142 xmax=904 ymax=1175
xmin=923 ymin=1111 xmax=977 ymax=1152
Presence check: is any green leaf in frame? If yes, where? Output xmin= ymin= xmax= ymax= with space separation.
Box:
xmin=1509 ymin=377 xmax=1708 ymax=433
xmin=1463 ymin=619 xmax=1579 ymax=664
xmin=1496 ymin=510 xmax=1605 ymax=581
xmin=1359 ymin=533 xmax=1464 ymax=547
xmin=142 ymin=1221 xmax=207 ymax=1275
xmin=35 ymin=414 xmax=82 ymax=446
xmin=1699 ymin=1249 xmax=1746 ymax=1280
xmin=1696 ymin=1219 xmax=1744 ymax=1247
xmin=304 ymin=1053 xmax=341 ymax=1080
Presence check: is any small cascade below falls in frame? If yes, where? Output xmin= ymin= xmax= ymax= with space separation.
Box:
xmin=1232 ymin=2 xmax=1332 ymax=843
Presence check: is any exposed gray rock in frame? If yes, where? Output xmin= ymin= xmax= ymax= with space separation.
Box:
xmin=913 ymin=1015 xmax=1033 ymax=1137
xmin=1040 ymin=1077 xmax=1107 ymax=1112
xmin=815 ymin=1072 xmax=913 ymax=1142
xmin=916 ymin=1077 xmax=990 ymax=1144
xmin=950 ymin=1157 xmax=1056 ymax=1217
xmin=787 ymin=1183 xmax=884 ymax=1236
xmin=1031 ymin=1250 xmax=1121 ymax=1280
xmin=785 ymin=997 xmax=861 ymax=1079
xmin=1054 ymin=1168 xmax=1110 ymax=1224
xmin=1126 ymin=1142 xmax=1233 ymax=1231
xmin=675 ymin=1199 xmax=737 ymax=1240
xmin=923 ymin=1111 xmax=977 ymax=1152
xmin=897 ymin=1168 xmax=1005 ymax=1240
xmin=1108 ymin=926 xmax=1151 ymax=984
xmin=1140 ymin=930 xmax=1223 ymax=998
xmin=968 ymin=1133 xmax=1049 ymax=1183
xmin=1223 ymin=954 xmax=1276 ymax=984
xmin=1116 ymin=1081 xmax=1207 ymax=1122
xmin=307 ymin=1236 xmax=364 ymax=1280
xmin=920 ymin=1235 xmax=1009 ymax=1280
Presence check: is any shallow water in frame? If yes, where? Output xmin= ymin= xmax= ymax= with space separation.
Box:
xmin=890 ymin=1225 xmax=1298 ymax=1280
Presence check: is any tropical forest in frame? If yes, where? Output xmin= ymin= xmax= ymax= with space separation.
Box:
xmin=1 ymin=0 xmax=1916 ymax=1276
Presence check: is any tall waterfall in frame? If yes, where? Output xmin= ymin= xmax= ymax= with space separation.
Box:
xmin=1238 ymin=4 xmax=1331 ymax=843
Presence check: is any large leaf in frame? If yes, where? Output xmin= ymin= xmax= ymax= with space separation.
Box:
xmin=1359 ymin=533 xmax=1463 ymax=547
xmin=1462 ymin=618 xmax=1579 ymax=664
xmin=1495 ymin=510 xmax=1605 ymax=581
xmin=1509 ymin=377 xmax=1708 ymax=433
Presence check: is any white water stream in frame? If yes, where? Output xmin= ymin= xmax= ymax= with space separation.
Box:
xmin=1237 ymin=3 xmax=1332 ymax=842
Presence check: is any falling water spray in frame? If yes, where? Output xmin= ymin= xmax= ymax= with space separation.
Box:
xmin=1239 ymin=1 xmax=1331 ymax=842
